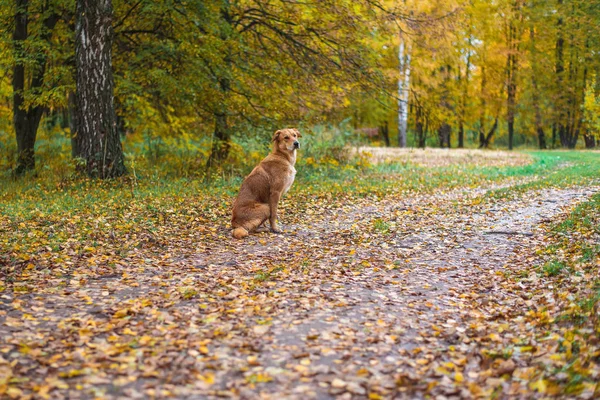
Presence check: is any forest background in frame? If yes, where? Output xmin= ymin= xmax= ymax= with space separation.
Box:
xmin=0 ymin=0 xmax=599 ymax=180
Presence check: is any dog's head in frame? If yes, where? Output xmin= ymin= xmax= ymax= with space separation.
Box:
xmin=272 ymin=128 xmax=301 ymax=152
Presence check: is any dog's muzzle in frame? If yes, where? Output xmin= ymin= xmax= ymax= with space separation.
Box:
xmin=293 ymin=141 xmax=300 ymax=149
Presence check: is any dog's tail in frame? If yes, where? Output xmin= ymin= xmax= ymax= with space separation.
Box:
xmin=232 ymin=227 xmax=249 ymax=239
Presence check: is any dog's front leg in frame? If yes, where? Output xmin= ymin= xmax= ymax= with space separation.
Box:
xmin=269 ymin=191 xmax=282 ymax=233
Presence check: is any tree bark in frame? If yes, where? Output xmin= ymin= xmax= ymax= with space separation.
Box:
xmin=207 ymin=109 xmax=231 ymax=169
xmin=479 ymin=116 xmax=498 ymax=149
xmin=584 ymin=133 xmax=596 ymax=148
xmin=415 ymin=104 xmax=426 ymax=148
xmin=74 ymin=0 xmax=125 ymax=178
xmin=529 ymin=27 xmax=546 ymax=149
xmin=506 ymin=11 xmax=519 ymax=151
xmin=458 ymin=36 xmax=472 ymax=149
xmin=12 ymin=0 xmax=58 ymax=175
xmin=397 ymin=36 xmax=411 ymax=148
xmin=478 ymin=65 xmax=487 ymax=148
xmin=379 ymin=121 xmax=390 ymax=147
xmin=554 ymin=0 xmax=567 ymax=148
xmin=206 ymin=3 xmax=233 ymax=168
xmin=458 ymin=63 xmax=464 ymax=148
xmin=438 ymin=124 xmax=451 ymax=148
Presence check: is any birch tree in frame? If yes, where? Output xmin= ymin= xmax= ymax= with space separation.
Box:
xmin=73 ymin=0 xmax=126 ymax=178
xmin=397 ymin=33 xmax=411 ymax=147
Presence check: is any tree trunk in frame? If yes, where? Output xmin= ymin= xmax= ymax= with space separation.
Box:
xmin=397 ymin=36 xmax=411 ymax=148
xmin=12 ymin=0 xmax=32 ymax=174
xmin=572 ymin=44 xmax=590 ymax=149
xmin=379 ymin=121 xmax=390 ymax=147
xmin=458 ymin=64 xmax=464 ymax=148
xmin=529 ymin=27 xmax=546 ymax=149
xmin=584 ymin=133 xmax=596 ymax=148
xmin=207 ymin=109 xmax=231 ymax=169
xmin=438 ymin=124 xmax=451 ymax=148
xmin=458 ymin=37 xmax=472 ymax=149
xmin=536 ymin=126 xmax=547 ymax=150
xmin=74 ymin=0 xmax=125 ymax=178
xmin=415 ymin=105 xmax=426 ymax=148
xmin=437 ymin=65 xmax=452 ymax=149
xmin=506 ymin=12 xmax=519 ymax=151
xmin=12 ymin=0 xmax=57 ymax=175
xmin=479 ymin=116 xmax=498 ymax=149
xmin=554 ymin=0 xmax=567 ymax=148
xmin=206 ymin=4 xmax=233 ymax=168
xmin=478 ymin=65 xmax=487 ymax=148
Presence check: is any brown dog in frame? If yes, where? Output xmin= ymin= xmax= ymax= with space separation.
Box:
xmin=231 ymin=128 xmax=301 ymax=239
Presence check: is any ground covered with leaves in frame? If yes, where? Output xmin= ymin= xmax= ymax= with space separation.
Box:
xmin=1 ymin=150 xmax=599 ymax=399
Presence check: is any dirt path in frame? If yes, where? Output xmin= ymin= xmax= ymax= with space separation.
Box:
xmin=1 ymin=177 xmax=597 ymax=399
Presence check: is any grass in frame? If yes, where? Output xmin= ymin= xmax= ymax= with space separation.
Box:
xmin=537 ymin=189 xmax=600 ymax=326
xmin=1 ymin=152 xmax=597 ymax=220
xmin=542 ymin=260 xmax=567 ymax=277
xmin=486 ymin=151 xmax=600 ymax=199
xmin=1 ymin=149 xmax=599 ymax=281
xmin=372 ymin=218 xmax=391 ymax=233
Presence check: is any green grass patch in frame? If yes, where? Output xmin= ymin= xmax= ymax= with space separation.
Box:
xmin=486 ymin=151 xmax=600 ymax=199
xmin=542 ymin=260 xmax=567 ymax=277
xmin=372 ymin=218 xmax=390 ymax=233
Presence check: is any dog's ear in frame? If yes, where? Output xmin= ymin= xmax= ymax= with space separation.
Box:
xmin=294 ymin=129 xmax=302 ymax=138
xmin=272 ymin=130 xmax=282 ymax=142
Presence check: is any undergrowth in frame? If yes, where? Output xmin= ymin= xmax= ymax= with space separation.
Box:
xmin=530 ymin=191 xmax=600 ymax=394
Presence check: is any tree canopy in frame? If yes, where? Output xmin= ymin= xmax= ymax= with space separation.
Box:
xmin=0 ymin=0 xmax=599 ymax=176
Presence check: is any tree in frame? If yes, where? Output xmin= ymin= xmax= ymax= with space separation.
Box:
xmin=528 ymin=24 xmax=546 ymax=149
xmin=457 ymin=34 xmax=472 ymax=149
xmin=12 ymin=0 xmax=58 ymax=174
xmin=505 ymin=0 xmax=521 ymax=150
xmin=73 ymin=0 xmax=125 ymax=178
xmin=108 ymin=0 xmax=389 ymax=166
xmin=397 ymin=28 xmax=411 ymax=148
xmin=583 ymin=76 xmax=600 ymax=148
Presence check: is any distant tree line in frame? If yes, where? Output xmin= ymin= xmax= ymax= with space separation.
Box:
xmin=352 ymin=0 xmax=600 ymax=150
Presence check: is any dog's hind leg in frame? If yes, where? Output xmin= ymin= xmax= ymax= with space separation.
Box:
xmin=232 ymin=227 xmax=249 ymax=239
xmin=232 ymin=203 xmax=270 ymax=239
xmin=255 ymin=220 xmax=270 ymax=233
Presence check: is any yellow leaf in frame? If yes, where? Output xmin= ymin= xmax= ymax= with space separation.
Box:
xmin=6 ymin=387 xmax=23 ymax=399
xmin=530 ymin=379 xmax=547 ymax=393
xmin=455 ymin=371 xmax=464 ymax=383
xmin=123 ymin=328 xmax=137 ymax=336
xmin=200 ymin=372 xmax=215 ymax=385
xmin=113 ymin=308 xmax=130 ymax=318
xmin=139 ymin=335 xmax=152 ymax=345
xmin=59 ymin=369 xmax=86 ymax=378
xmin=489 ymin=333 xmax=502 ymax=342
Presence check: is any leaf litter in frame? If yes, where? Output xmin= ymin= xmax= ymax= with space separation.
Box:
xmin=1 ymin=155 xmax=599 ymax=399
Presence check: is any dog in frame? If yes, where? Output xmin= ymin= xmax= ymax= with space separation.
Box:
xmin=231 ymin=128 xmax=301 ymax=239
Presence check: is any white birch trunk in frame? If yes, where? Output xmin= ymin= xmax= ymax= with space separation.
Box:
xmin=398 ymin=37 xmax=412 ymax=148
